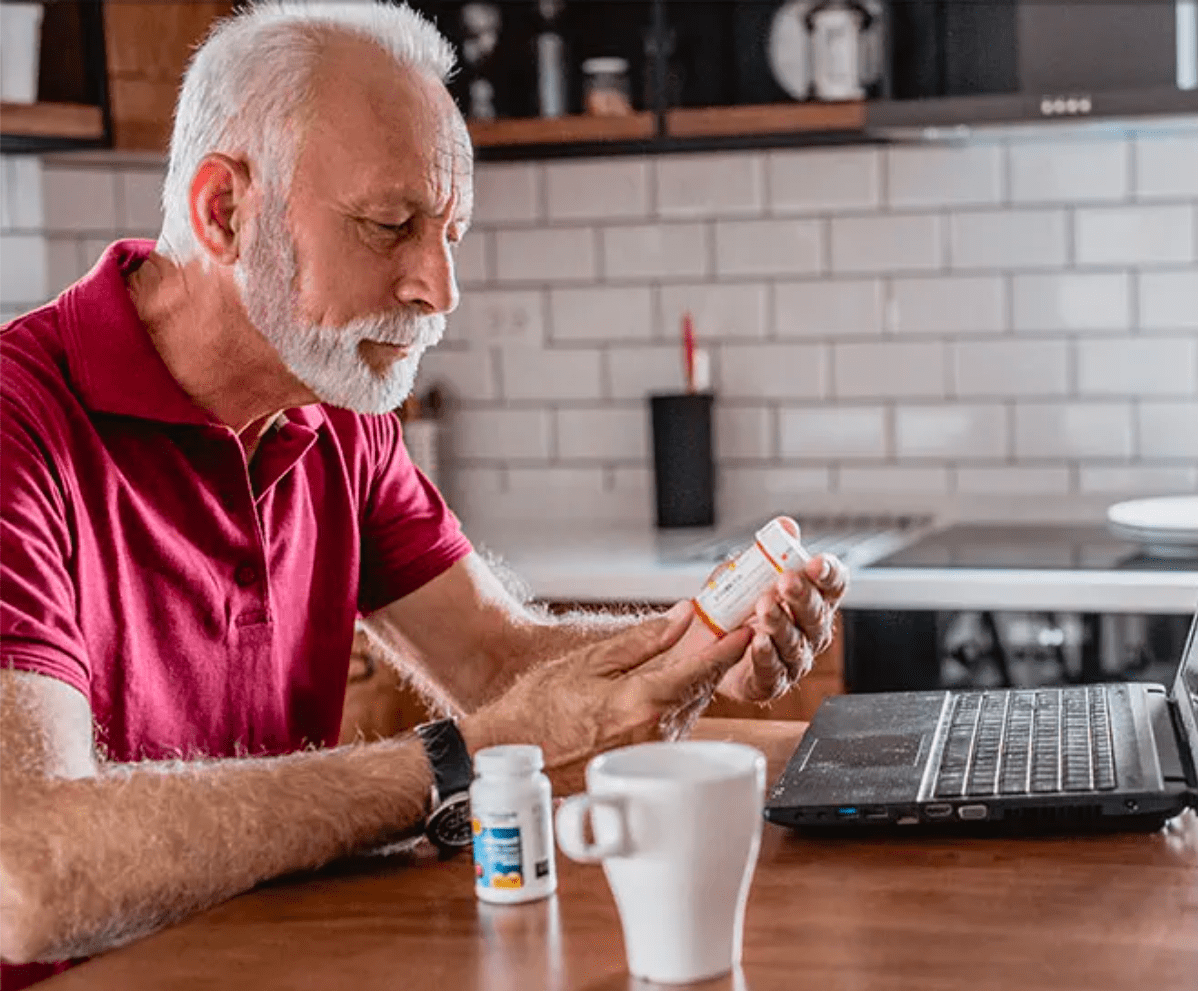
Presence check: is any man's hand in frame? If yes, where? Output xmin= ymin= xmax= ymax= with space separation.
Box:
xmin=717 ymin=554 xmax=849 ymax=704
xmin=460 ymin=602 xmax=752 ymax=769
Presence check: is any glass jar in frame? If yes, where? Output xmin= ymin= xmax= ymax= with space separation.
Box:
xmin=582 ymin=56 xmax=633 ymax=116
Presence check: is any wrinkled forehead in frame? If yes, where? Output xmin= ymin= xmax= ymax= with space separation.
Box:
xmin=297 ymin=34 xmax=473 ymax=219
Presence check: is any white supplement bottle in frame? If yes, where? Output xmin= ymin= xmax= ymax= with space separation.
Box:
xmin=673 ymin=515 xmax=812 ymax=654
xmin=470 ymin=745 xmax=557 ymax=904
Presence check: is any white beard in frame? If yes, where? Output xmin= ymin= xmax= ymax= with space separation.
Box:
xmin=234 ymin=192 xmax=444 ymax=414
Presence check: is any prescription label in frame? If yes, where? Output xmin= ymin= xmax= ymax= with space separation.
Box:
xmin=473 ymin=817 xmax=524 ymax=890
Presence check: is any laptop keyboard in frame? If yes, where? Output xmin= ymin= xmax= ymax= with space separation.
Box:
xmin=933 ymin=686 xmax=1118 ymax=798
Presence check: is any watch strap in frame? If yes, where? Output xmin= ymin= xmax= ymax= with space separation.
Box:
xmin=415 ymin=719 xmax=473 ymax=801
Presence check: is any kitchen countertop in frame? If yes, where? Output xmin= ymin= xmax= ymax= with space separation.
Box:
xmin=465 ymin=496 xmax=1198 ymax=615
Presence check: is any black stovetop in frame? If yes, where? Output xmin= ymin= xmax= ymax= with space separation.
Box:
xmin=872 ymin=523 xmax=1198 ymax=572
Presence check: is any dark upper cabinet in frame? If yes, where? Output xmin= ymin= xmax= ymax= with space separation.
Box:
xmin=872 ymin=0 xmax=1198 ymax=129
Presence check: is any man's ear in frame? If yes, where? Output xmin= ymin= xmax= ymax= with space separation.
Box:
xmin=188 ymin=153 xmax=252 ymax=265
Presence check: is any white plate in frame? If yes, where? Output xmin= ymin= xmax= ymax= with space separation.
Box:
xmin=1107 ymin=496 xmax=1198 ymax=555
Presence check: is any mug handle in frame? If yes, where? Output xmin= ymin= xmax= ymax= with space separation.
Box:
xmin=555 ymin=794 xmax=628 ymax=862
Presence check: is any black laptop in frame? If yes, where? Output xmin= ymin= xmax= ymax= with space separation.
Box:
xmin=765 ymin=610 xmax=1198 ymax=834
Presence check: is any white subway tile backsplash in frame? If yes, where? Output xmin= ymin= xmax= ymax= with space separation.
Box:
xmin=495 ymin=228 xmax=595 ymax=283
xmin=501 ymin=348 xmax=603 ymax=401
xmin=831 ymin=215 xmax=941 ymax=273
xmin=1079 ymin=466 xmax=1198 ymax=495
xmin=889 ymin=276 xmax=1006 ymax=335
xmin=955 ymin=467 xmax=1071 ymax=496
xmin=657 ymin=153 xmax=764 ymax=218
xmin=720 ymin=467 xmax=832 ymax=520
xmin=557 ymin=407 xmax=649 ymax=461
xmin=4 ymin=156 xmax=43 ymax=229
xmin=1012 ymin=273 xmax=1130 ymax=333
xmin=1139 ymin=401 xmax=1198 ymax=458
xmin=1015 ymin=403 xmax=1134 ymax=458
xmin=1008 ymin=139 xmax=1128 ymax=203
xmin=607 ymin=345 xmax=686 ymax=399
xmin=721 ymin=343 xmax=826 ymax=399
xmin=718 ymin=342 xmax=824 ymax=400
xmin=1134 ymin=132 xmax=1198 ymax=199
xmin=779 ymin=406 xmax=887 ymax=459
xmin=954 ymin=339 xmax=1069 ymax=397
xmin=5 ymin=126 xmax=1193 ymax=524
xmin=715 ymin=218 xmax=822 ymax=277
xmin=81 ymin=238 xmax=111 ymax=272
xmin=887 ymin=145 xmax=1003 ymax=208
xmin=1077 ymin=336 xmax=1197 ymax=396
xmin=895 ymin=405 xmax=1007 ymax=458
xmin=716 ymin=405 xmax=773 ymax=459
xmin=839 ymin=466 xmax=951 ymax=495
xmin=604 ymin=224 xmax=707 ymax=280
xmin=768 ymin=147 xmax=880 ymax=214
xmin=1075 ymin=205 xmax=1195 ymax=266
xmin=45 ymin=237 xmax=82 ymax=296
xmin=118 ymin=170 xmax=164 ymax=234
xmin=834 ymin=340 xmax=945 ymax=398
xmin=551 ymin=286 xmax=653 ymax=342
xmin=455 ymin=232 xmax=489 ymax=286
xmin=1139 ymin=271 xmax=1198 ymax=330
xmin=0 ymin=233 xmax=46 ymax=304
xmin=950 ymin=210 xmax=1068 ymax=270
xmin=660 ymin=283 xmax=768 ymax=340
xmin=449 ymin=288 xmax=545 ymax=347
xmin=546 ymin=160 xmax=650 ymax=221
xmin=452 ymin=408 xmax=551 ymax=461
xmin=42 ymin=167 xmax=117 ymax=233
xmin=417 ymin=349 xmax=495 ymax=402
xmin=473 ymin=163 xmax=542 ymax=225
xmin=775 ymin=279 xmax=882 ymax=338
xmin=504 ymin=467 xmax=647 ymax=522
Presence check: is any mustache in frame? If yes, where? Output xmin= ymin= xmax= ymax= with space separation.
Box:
xmin=345 ymin=308 xmax=444 ymax=350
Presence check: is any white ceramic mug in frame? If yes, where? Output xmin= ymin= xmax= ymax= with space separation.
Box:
xmin=555 ymin=740 xmax=766 ymax=985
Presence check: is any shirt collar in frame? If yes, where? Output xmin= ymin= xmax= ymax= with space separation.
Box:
xmin=58 ymin=239 xmax=326 ymax=434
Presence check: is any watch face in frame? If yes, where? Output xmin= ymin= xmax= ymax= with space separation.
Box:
xmin=427 ymin=792 xmax=474 ymax=850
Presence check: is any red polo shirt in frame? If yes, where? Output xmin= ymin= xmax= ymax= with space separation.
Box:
xmin=0 ymin=239 xmax=471 ymax=986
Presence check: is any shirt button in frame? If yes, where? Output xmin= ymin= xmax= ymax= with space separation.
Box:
xmin=234 ymin=563 xmax=258 ymax=587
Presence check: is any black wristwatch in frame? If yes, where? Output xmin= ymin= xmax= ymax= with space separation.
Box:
xmin=414 ymin=719 xmax=474 ymax=853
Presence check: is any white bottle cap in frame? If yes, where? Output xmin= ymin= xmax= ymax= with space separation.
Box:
xmin=474 ymin=744 xmax=545 ymax=777
xmin=755 ymin=516 xmax=810 ymax=573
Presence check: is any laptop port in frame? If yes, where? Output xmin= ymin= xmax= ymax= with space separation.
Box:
xmin=863 ymin=808 xmax=889 ymax=821
xmin=924 ymin=803 xmax=954 ymax=819
xmin=836 ymin=807 xmax=860 ymax=818
xmin=957 ymin=804 xmax=989 ymax=821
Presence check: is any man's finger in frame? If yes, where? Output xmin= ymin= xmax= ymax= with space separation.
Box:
xmin=777 ymin=571 xmax=834 ymax=656
xmin=639 ymin=627 xmax=753 ymax=707
xmin=803 ymin=553 xmax=849 ymax=606
xmin=748 ymin=632 xmax=792 ymax=701
xmin=588 ymin=601 xmax=693 ymax=676
xmin=755 ymin=596 xmax=806 ymax=678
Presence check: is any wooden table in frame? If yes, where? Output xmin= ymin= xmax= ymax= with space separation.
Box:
xmin=44 ymin=720 xmax=1198 ymax=991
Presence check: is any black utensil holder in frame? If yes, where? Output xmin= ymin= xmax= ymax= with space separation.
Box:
xmin=650 ymin=392 xmax=715 ymax=529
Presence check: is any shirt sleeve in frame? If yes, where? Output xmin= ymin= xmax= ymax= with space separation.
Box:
xmin=0 ymin=392 xmax=92 ymax=697
xmin=356 ymin=413 xmax=472 ymax=613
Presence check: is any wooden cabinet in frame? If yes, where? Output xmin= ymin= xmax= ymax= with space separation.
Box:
xmin=337 ymin=606 xmax=843 ymax=745
xmin=102 ymin=1 xmax=234 ymax=151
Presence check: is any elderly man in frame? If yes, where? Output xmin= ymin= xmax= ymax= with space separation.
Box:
xmin=0 ymin=3 xmax=846 ymax=985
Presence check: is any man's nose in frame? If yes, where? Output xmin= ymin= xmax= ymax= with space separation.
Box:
xmin=395 ymin=233 xmax=458 ymax=316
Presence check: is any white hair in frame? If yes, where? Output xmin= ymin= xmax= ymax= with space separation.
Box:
xmin=157 ymin=1 xmax=456 ymax=261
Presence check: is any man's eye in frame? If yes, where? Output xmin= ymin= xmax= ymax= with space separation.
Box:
xmin=367 ymin=218 xmax=412 ymax=240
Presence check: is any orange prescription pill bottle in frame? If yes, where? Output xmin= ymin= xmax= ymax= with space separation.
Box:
xmin=676 ymin=517 xmax=810 ymax=653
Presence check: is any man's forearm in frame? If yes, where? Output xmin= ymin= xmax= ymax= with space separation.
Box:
xmin=0 ymin=736 xmax=431 ymax=964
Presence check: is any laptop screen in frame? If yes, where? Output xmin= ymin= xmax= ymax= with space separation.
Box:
xmin=1172 ymin=609 xmax=1198 ymax=776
